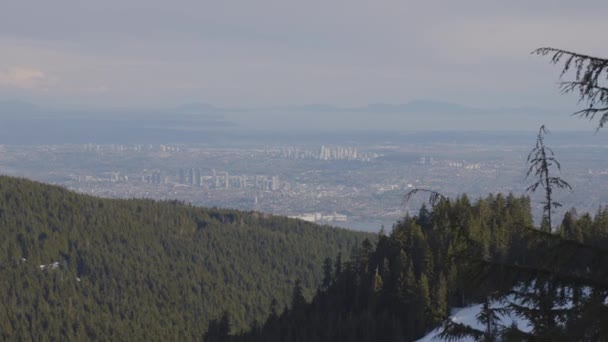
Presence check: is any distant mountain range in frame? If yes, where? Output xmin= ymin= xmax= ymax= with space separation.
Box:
xmin=0 ymin=100 xmax=236 ymax=144
xmin=0 ymin=99 xmax=559 ymax=118
xmin=253 ymin=100 xmax=557 ymax=117
xmin=0 ymin=99 xmax=593 ymax=144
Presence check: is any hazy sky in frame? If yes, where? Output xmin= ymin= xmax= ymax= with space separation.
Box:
xmin=1 ymin=1 xmax=607 ymax=109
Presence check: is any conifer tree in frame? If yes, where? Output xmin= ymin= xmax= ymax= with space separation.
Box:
xmin=439 ymin=296 xmax=503 ymax=342
xmin=433 ymin=272 xmax=449 ymax=323
xmin=476 ymin=297 xmax=501 ymax=342
xmin=560 ymin=209 xmax=582 ymax=242
xmin=417 ymin=204 xmax=433 ymax=230
xmin=534 ymin=48 xmax=608 ymax=130
xmin=218 ymin=312 xmax=231 ymax=341
xmin=334 ymin=252 xmax=343 ymax=279
xmin=525 ymin=125 xmax=571 ymax=230
xmin=322 ymin=258 xmax=333 ymax=290
xmin=358 ymin=238 xmax=373 ymax=275
xmin=290 ymin=280 xmax=306 ymax=311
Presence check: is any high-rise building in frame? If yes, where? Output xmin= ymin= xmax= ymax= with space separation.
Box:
xmin=195 ymin=168 xmax=202 ymax=187
xmin=271 ymin=175 xmax=279 ymax=191
xmin=152 ymin=172 xmax=162 ymax=184
xmin=179 ymin=169 xmax=186 ymax=184
xmin=189 ymin=168 xmax=196 ymax=185
xmin=319 ymin=145 xmax=329 ymax=160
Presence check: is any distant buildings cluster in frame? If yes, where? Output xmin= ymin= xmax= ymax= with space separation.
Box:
xmin=143 ymin=172 xmax=165 ymax=184
xmin=177 ymin=168 xmax=281 ymax=191
xmin=74 ymin=167 xmax=283 ymax=192
xmin=279 ymin=145 xmax=377 ymax=162
xmin=82 ymin=143 xmax=180 ymax=153
xmin=319 ymin=145 xmax=359 ymax=161
xmin=418 ymin=156 xmax=435 ymax=165
xmin=289 ymin=212 xmax=348 ymax=223
xmin=418 ymin=156 xmax=481 ymax=170
xmin=77 ymin=173 xmax=129 ymax=183
xmin=447 ymin=162 xmax=481 ymax=169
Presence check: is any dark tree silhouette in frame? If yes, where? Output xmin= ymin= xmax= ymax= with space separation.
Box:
xmin=402 ymin=188 xmax=446 ymax=208
xmin=439 ymin=295 xmax=504 ymax=342
xmin=534 ymin=48 xmax=608 ymax=129
xmin=526 ymin=125 xmax=571 ymax=230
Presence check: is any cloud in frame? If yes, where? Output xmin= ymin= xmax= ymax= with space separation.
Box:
xmin=0 ymin=67 xmax=46 ymax=89
xmin=1 ymin=1 xmax=607 ymax=108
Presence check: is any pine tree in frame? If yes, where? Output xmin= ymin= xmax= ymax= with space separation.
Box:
xmin=417 ymin=204 xmax=433 ymax=230
xmin=560 ymin=209 xmax=582 ymax=242
xmin=290 ymin=280 xmax=306 ymax=311
xmin=432 ymin=272 xmax=449 ymax=324
xmin=218 ymin=312 xmax=231 ymax=342
xmin=439 ymin=295 xmax=503 ymax=342
xmin=334 ymin=252 xmax=342 ymax=279
xmin=417 ymin=273 xmax=432 ymax=329
xmin=322 ymin=257 xmax=333 ymax=290
xmin=534 ymin=48 xmax=608 ymax=130
xmin=358 ymin=239 xmax=373 ymax=275
xmin=476 ymin=297 xmax=501 ymax=342
xmin=525 ymin=125 xmax=571 ymax=230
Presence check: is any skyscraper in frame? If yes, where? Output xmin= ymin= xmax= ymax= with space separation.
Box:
xmin=271 ymin=175 xmax=279 ymax=191
xmin=179 ymin=169 xmax=186 ymax=184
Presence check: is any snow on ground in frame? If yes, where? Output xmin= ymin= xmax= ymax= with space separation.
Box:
xmin=39 ymin=261 xmax=60 ymax=270
xmin=415 ymin=296 xmax=533 ymax=342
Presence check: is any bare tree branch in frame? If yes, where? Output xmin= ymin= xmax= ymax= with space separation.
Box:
xmin=534 ymin=48 xmax=608 ymax=130
xmin=402 ymin=188 xmax=446 ymax=208
xmin=526 ymin=125 xmax=571 ymax=229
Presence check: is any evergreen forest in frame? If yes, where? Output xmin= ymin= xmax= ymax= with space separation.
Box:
xmin=0 ymin=176 xmax=367 ymax=340
xmin=226 ymin=195 xmax=608 ymax=341
xmin=3 ymin=46 xmax=608 ymax=341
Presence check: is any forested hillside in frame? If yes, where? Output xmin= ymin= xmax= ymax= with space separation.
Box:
xmin=229 ymin=194 xmax=608 ymax=342
xmin=0 ymin=176 xmax=367 ymax=340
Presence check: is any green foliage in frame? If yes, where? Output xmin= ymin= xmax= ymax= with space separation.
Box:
xmin=229 ymin=190 xmax=608 ymax=341
xmin=230 ymin=194 xmax=539 ymax=341
xmin=452 ymin=209 xmax=608 ymax=341
xmin=321 ymin=258 xmax=333 ymax=291
xmin=0 ymin=176 xmax=366 ymax=340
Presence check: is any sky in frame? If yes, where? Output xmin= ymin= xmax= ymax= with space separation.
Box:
xmin=1 ymin=1 xmax=607 ymax=110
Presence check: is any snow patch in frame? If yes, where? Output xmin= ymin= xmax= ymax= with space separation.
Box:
xmin=416 ymin=296 xmax=533 ymax=342
xmin=39 ymin=261 xmax=60 ymax=270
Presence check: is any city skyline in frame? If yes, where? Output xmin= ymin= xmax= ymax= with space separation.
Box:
xmin=3 ymin=131 xmax=607 ymax=232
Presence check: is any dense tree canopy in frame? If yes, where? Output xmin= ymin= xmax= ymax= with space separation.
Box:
xmin=230 ymin=192 xmax=608 ymax=341
xmin=0 ymin=176 xmax=367 ymax=340
xmin=228 ymin=194 xmax=539 ymax=341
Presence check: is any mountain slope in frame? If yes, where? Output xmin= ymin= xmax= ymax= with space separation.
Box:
xmin=0 ymin=176 xmax=367 ymax=340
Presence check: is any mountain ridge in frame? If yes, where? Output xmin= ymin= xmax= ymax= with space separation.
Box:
xmin=0 ymin=175 xmax=368 ymax=340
